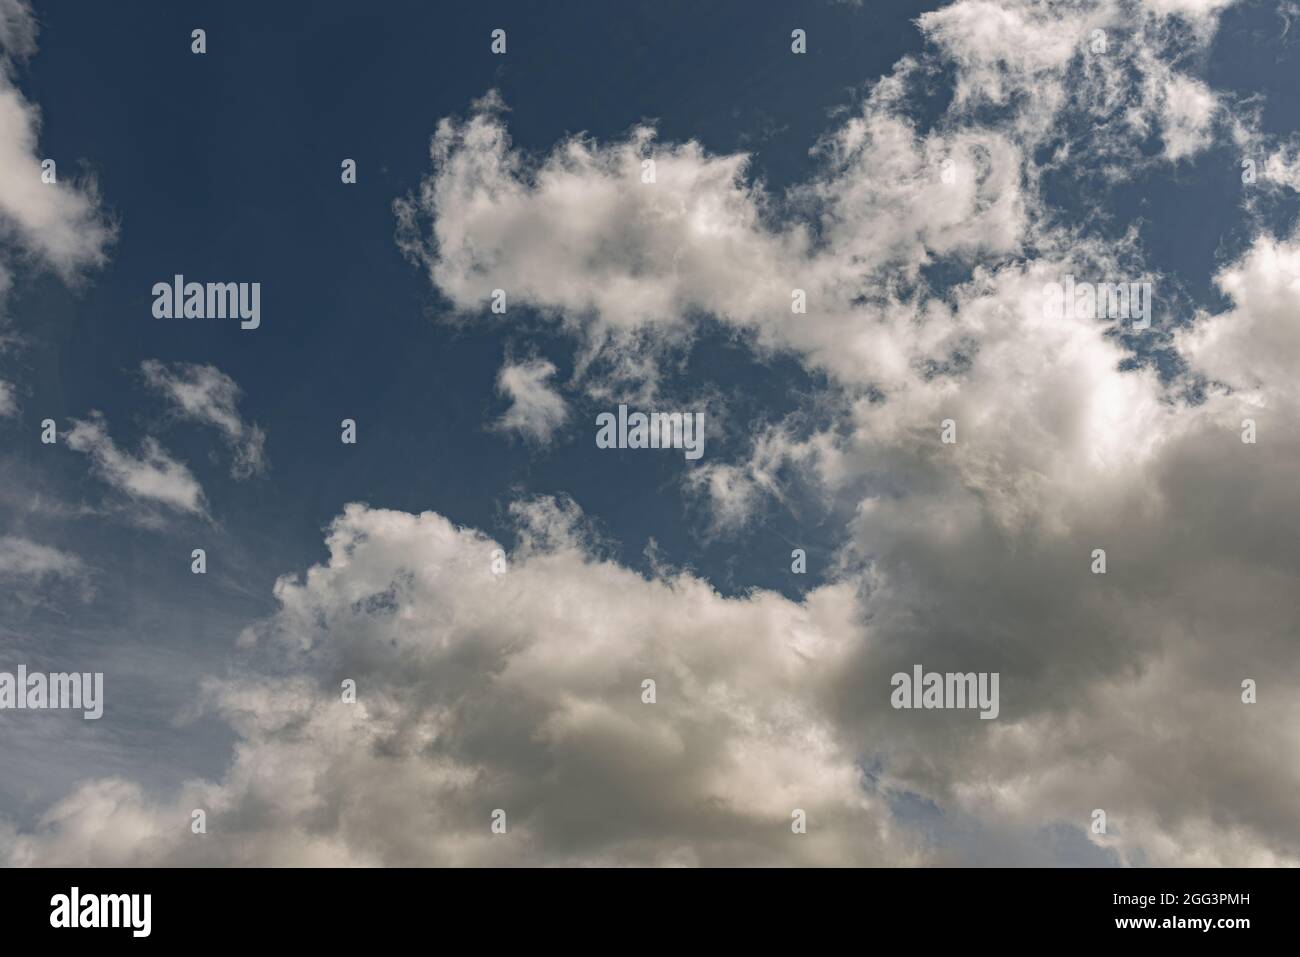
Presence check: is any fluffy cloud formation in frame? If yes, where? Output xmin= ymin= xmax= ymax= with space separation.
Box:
xmin=492 ymin=357 xmax=568 ymax=443
xmin=15 ymin=289 xmax=1300 ymax=867
xmin=0 ymin=0 xmax=113 ymax=293
xmin=0 ymin=0 xmax=112 ymax=421
xmin=1176 ymin=232 xmax=1300 ymax=406
xmin=395 ymin=1 xmax=1234 ymax=400
xmin=6 ymin=498 xmax=921 ymax=866
xmin=917 ymin=0 xmax=1225 ymax=152
xmin=1258 ymin=142 xmax=1300 ymax=193
xmin=396 ymin=91 xmax=807 ymax=336
xmin=644 ymin=229 xmax=1300 ymax=866
xmin=12 ymin=0 xmax=1296 ymax=868
xmin=141 ymin=360 xmax=267 ymax=478
xmin=821 ymin=245 xmax=1300 ymax=866
xmin=64 ymin=412 xmax=206 ymax=516
xmin=1140 ymin=0 xmax=1237 ymax=27
xmin=378 ymin=0 xmax=1298 ymax=867
xmin=394 ymin=85 xmax=1026 ymax=395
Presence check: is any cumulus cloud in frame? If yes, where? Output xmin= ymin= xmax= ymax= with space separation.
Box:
xmin=374 ymin=0 xmax=1297 ymax=867
xmin=830 ymin=257 xmax=1299 ymax=865
xmin=395 ymin=91 xmax=807 ymax=337
xmin=395 ymin=89 xmax=1029 ymax=397
xmin=11 ymin=0 xmax=1295 ymax=868
xmin=0 ymin=0 xmax=113 ymax=419
xmin=141 ymin=360 xmax=267 ymax=478
xmin=1258 ymin=142 xmax=1300 ymax=193
xmin=492 ymin=357 xmax=568 ymax=443
xmin=1135 ymin=51 xmax=1219 ymax=163
xmin=673 ymin=226 xmax=1300 ymax=866
xmin=1140 ymin=0 xmax=1238 ymax=28
xmin=394 ymin=3 xmax=1238 ymax=401
xmin=64 ymin=412 xmax=206 ymax=516
xmin=1177 ymin=231 xmax=1300 ymax=404
xmin=16 ymin=326 xmax=1300 ymax=868
xmin=0 ymin=0 xmax=113 ymax=291
xmin=5 ymin=498 xmax=922 ymax=866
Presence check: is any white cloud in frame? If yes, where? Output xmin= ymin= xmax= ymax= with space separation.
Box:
xmin=685 ymin=421 xmax=833 ymax=533
xmin=5 ymin=499 xmax=923 ymax=866
xmin=64 ymin=412 xmax=206 ymax=516
xmin=9 ymin=0 xmax=1294 ymax=868
xmin=919 ymin=0 xmax=1231 ymax=168
xmin=0 ymin=0 xmax=113 ymax=420
xmin=0 ymin=535 xmax=82 ymax=579
xmin=141 ymin=360 xmax=267 ymax=478
xmin=1177 ymin=232 xmax=1300 ymax=404
xmin=1138 ymin=54 xmax=1219 ymax=162
xmin=0 ymin=0 xmax=113 ymax=285
xmin=492 ymin=358 xmax=568 ymax=443
xmin=395 ymin=87 xmax=1028 ymax=396
xmin=17 ymin=338 xmax=1300 ymax=867
xmin=0 ymin=377 xmax=15 ymax=417
xmin=1260 ymin=142 xmax=1300 ymax=192
xmin=396 ymin=93 xmax=805 ymax=337
xmin=0 ymin=0 xmax=36 ymax=60
xmin=915 ymin=0 xmax=1092 ymax=110
xmin=1140 ymin=0 xmax=1238 ymax=27
xmin=378 ymin=1 xmax=1299 ymax=865
xmin=382 ymin=0 xmax=1296 ymax=865
xmin=394 ymin=3 xmax=1239 ymax=402
xmin=707 ymin=243 xmax=1300 ymax=865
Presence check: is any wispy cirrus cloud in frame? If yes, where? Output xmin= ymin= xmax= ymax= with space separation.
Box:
xmin=0 ymin=534 xmax=82 ymax=580
xmin=0 ymin=378 xmax=16 ymax=418
xmin=64 ymin=412 xmax=206 ymax=517
xmin=141 ymin=360 xmax=267 ymax=479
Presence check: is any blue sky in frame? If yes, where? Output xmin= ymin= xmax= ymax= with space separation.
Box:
xmin=2 ymin=0 xmax=1299 ymax=866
